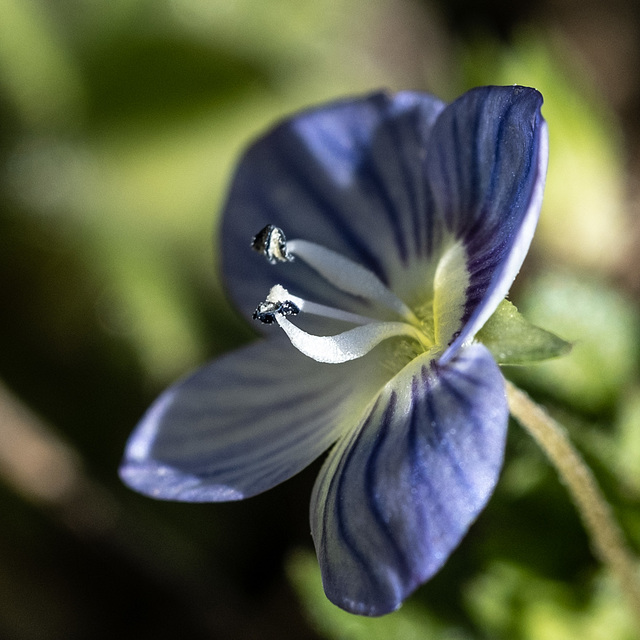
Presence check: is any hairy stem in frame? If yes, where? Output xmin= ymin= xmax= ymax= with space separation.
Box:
xmin=506 ymin=380 xmax=640 ymax=627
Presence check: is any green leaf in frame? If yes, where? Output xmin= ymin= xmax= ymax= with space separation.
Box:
xmin=477 ymin=299 xmax=571 ymax=365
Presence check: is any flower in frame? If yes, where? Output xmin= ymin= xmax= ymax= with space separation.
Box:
xmin=120 ymin=86 xmax=548 ymax=616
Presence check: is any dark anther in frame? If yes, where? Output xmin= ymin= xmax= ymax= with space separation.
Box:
xmin=253 ymin=301 xmax=278 ymax=324
xmin=253 ymin=299 xmax=300 ymax=324
xmin=251 ymin=225 xmax=293 ymax=264
xmin=278 ymin=300 xmax=300 ymax=317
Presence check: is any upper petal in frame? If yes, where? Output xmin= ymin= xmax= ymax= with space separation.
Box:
xmin=426 ymin=86 xmax=548 ymax=358
xmin=221 ymin=91 xmax=446 ymax=322
xmin=120 ymin=337 xmax=390 ymax=501
xmin=310 ymin=343 xmax=508 ymax=616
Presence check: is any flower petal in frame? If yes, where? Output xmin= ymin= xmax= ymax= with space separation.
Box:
xmin=426 ymin=86 xmax=548 ymax=358
xmin=120 ymin=337 xmax=391 ymax=501
xmin=221 ymin=91 xmax=446 ymax=322
xmin=310 ymin=343 xmax=507 ymax=616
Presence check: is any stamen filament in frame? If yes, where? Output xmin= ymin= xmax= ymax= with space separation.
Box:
xmin=266 ymin=285 xmax=376 ymax=326
xmin=274 ymin=313 xmax=430 ymax=364
xmin=252 ymin=225 xmax=422 ymax=325
xmin=255 ymin=284 xmax=433 ymax=363
xmin=295 ymin=300 xmax=378 ymax=326
xmin=287 ymin=239 xmax=419 ymax=324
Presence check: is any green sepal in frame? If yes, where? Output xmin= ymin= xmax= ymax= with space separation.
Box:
xmin=476 ymin=299 xmax=572 ymax=365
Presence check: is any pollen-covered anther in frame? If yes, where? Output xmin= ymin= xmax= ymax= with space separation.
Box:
xmin=251 ymin=224 xmax=293 ymax=264
xmin=253 ymin=286 xmax=301 ymax=324
xmin=253 ymin=298 xmax=300 ymax=325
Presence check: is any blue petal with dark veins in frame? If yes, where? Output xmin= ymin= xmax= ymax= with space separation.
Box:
xmin=221 ymin=91 xmax=446 ymax=322
xmin=120 ymin=337 xmax=391 ymax=501
xmin=426 ymin=86 xmax=548 ymax=358
xmin=310 ymin=343 xmax=508 ymax=616
xmin=220 ymin=87 xmax=546 ymax=350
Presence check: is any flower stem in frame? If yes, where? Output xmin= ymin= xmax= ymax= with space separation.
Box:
xmin=505 ymin=380 xmax=640 ymax=627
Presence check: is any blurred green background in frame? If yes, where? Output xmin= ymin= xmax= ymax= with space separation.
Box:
xmin=1 ymin=0 xmax=640 ymax=638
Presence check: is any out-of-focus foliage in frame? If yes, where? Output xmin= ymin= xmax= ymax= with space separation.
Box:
xmin=513 ymin=271 xmax=639 ymax=412
xmin=2 ymin=0 xmax=430 ymax=381
xmin=461 ymin=35 xmax=629 ymax=274
xmin=1 ymin=0 xmax=640 ymax=639
xmin=290 ymin=551 xmax=637 ymax=640
xmin=465 ymin=563 xmax=636 ymax=640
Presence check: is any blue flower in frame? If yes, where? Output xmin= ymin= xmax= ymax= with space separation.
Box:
xmin=120 ymin=86 xmax=548 ymax=616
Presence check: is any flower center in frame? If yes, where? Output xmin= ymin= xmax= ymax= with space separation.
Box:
xmin=251 ymin=225 xmax=436 ymax=364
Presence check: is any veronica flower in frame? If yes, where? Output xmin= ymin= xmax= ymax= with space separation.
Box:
xmin=120 ymin=86 xmax=548 ymax=616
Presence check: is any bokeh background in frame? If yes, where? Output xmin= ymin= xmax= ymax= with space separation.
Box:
xmin=1 ymin=0 xmax=640 ymax=638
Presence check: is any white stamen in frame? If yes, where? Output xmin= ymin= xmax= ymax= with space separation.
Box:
xmin=252 ymin=229 xmax=435 ymax=363
xmin=267 ymin=285 xmax=376 ymax=326
xmin=274 ymin=313 xmax=427 ymax=364
xmin=284 ymin=238 xmax=419 ymax=323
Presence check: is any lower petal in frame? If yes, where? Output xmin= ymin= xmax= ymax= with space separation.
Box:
xmin=120 ymin=337 xmax=389 ymax=501
xmin=310 ymin=343 xmax=508 ymax=615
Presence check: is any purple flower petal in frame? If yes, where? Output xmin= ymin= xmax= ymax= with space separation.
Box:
xmin=221 ymin=91 xmax=446 ymax=322
xmin=427 ymin=86 xmax=548 ymax=358
xmin=220 ymin=88 xmax=546 ymax=350
xmin=120 ymin=337 xmax=391 ymax=501
xmin=310 ymin=343 xmax=508 ymax=615
xmin=120 ymin=86 xmax=547 ymax=617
